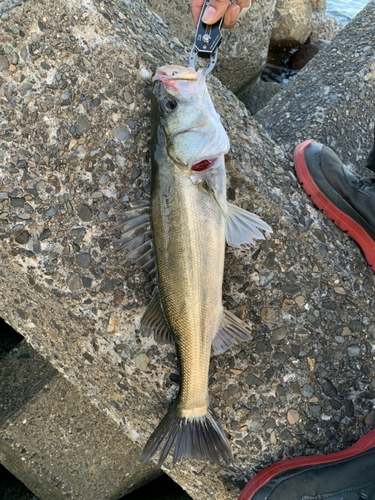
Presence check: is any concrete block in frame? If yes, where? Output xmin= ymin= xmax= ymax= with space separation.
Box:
xmin=0 ymin=341 xmax=160 ymax=500
xmin=256 ymin=1 xmax=375 ymax=160
xmin=271 ymin=0 xmax=313 ymax=48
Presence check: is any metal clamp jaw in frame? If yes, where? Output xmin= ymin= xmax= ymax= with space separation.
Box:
xmin=189 ymin=1 xmax=223 ymax=75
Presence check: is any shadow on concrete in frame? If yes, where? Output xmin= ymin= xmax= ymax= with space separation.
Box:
xmin=0 ymin=464 xmax=36 ymax=500
xmin=0 ymin=336 xmax=56 ymax=428
xmin=0 ymin=318 xmax=24 ymax=360
xmin=0 ymin=464 xmax=191 ymax=500
xmin=122 ymin=473 xmax=191 ymax=500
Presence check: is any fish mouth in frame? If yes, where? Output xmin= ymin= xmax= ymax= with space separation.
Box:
xmin=153 ymin=65 xmax=202 ymax=96
xmin=153 ymin=65 xmax=199 ymax=83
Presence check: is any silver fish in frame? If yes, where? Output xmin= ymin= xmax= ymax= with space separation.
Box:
xmin=120 ymin=65 xmax=272 ymax=467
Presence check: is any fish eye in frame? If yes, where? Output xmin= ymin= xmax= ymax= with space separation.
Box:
xmin=160 ymin=96 xmax=177 ymax=114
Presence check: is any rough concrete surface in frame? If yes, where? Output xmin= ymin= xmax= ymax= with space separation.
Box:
xmin=0 ymin=1 xmax=374 ymax=500
xmin=310 ymin=0 xmax=326 ymax=12
xmin=238 ymin=80 xmax=282 ymax=115
xmin=0 ymin=341 xmax=160 ymax=499
xmin=0 ymin=325 xmax=190 ymax=498
xmin=271 ymin=0 xmax=313 ymax=48
xmin=310 ymin=12 xmax=342 ymax=42
xmin=256 ymin=1 xmax=375 ymax=162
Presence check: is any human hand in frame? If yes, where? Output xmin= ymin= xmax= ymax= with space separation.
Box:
xmin=191 ymin=0 xmax=255 ymax=29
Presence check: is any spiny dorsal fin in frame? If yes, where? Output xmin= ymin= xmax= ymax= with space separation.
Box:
xmin=212 ymin=309 xmax=252 ymax=354
xmin=141 ymin=290 xmax=176 ymax=344
xmin=225 ymin=202 xmax=272 ymax=248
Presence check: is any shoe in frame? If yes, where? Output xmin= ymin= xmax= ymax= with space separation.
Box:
xmin=238 ymin=428 xmax=375 ymax=500
xmin=293 ymin=139 xmax=375 ymax=271
xmin=364 ymin=125 xmax=375 ymax=173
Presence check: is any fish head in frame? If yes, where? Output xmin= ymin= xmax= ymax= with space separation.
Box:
xmin=152 ymin=65 xmax=229 ymax=177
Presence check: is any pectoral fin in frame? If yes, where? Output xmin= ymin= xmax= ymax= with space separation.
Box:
xmin=141 ymin=290 xmax=176 ymax=344
xmin=199 ymin=179 xmax=228 ymax=221
xmin=199 ymin=180 xmax=272 ymax=247
xmin=212 ymin=310 xmax=252 ymax=354
xmin=225 ymin=203 xmax=272 ymax=248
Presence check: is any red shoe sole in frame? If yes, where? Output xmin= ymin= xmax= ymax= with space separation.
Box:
xmin=293 ymin=140 xmax=375 ymax=271
xmin=238 ymin=428 xmax=375 ymax=500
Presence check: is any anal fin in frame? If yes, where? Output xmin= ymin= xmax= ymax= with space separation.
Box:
xmin=212 ymin=309 xmax=252 ymax=354
xmin=141 ymin=290 xmax=176 ymax=344
xmin=225 ymin=202 xmax=272 ymax=248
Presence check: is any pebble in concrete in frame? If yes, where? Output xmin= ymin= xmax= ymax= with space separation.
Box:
xmin=300 ymin=384 xmax=315 ymax=397
xmin=287 ymin=409 xmax=300 ymax=425
xmin=135 ymin=353 xmax=150 ymax=371
xmin=347 ymin=345 xmax=361 ymax=357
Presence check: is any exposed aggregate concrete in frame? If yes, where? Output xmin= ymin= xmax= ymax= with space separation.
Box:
xmin=0 ymin=0 xmax=374 ymax=499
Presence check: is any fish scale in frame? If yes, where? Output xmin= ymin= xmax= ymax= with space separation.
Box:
xmin=153 ymin=169 xmax=224 ymax=414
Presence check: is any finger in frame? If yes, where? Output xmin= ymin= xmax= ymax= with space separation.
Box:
xmin=202 ymin=0 xmax=232 ymax=25
xmin=222 ymin=3 xmax=240 ymax=29
xmin=237 ymin=0 xmax=251 ymax=8
xmin=191 ymin=0 xmax=205 ymax=26
xmin=238 ymin=0 xmax=251 ymax=19
xmin=238 ymin=6 xmax=250 ymax=19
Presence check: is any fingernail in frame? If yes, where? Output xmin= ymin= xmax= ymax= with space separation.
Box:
xmin=202 ymin=6 xmax=217 ymax=24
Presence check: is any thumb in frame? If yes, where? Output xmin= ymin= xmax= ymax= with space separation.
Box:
xmin=202 ymin=0 xmax=230 ymax=25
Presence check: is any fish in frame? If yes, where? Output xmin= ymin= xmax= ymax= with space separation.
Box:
xmin=119 ymin=65 xmax=272 ymax=467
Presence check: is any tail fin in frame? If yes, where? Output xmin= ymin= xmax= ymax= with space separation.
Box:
xmin=141 ymin=403 xmax=233 ymax=467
